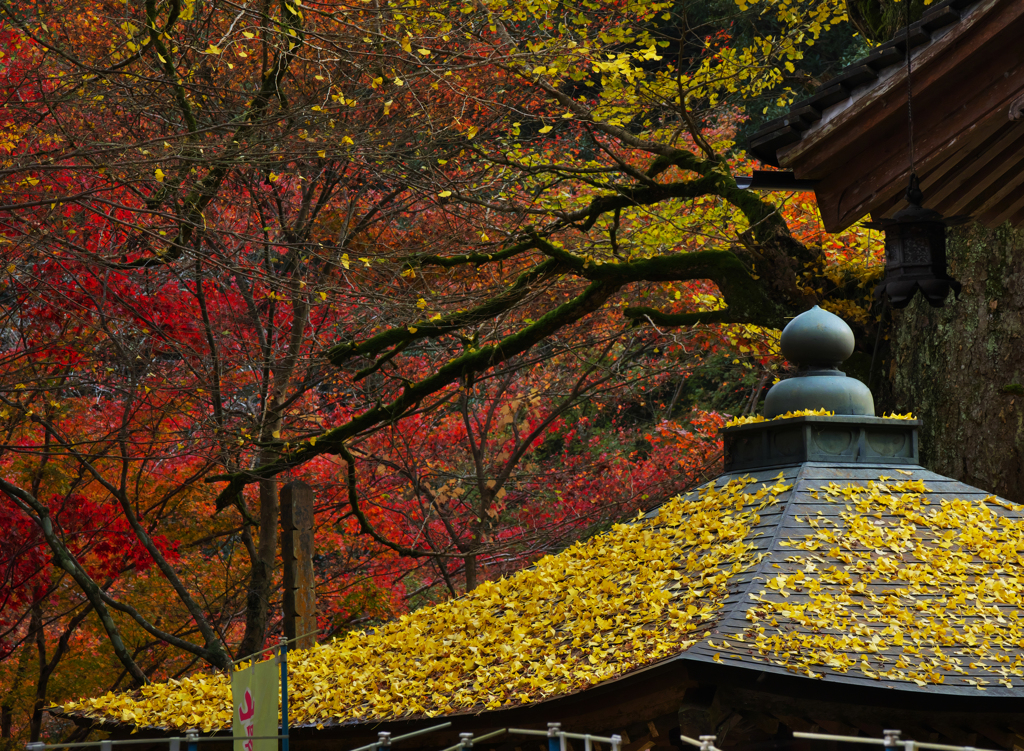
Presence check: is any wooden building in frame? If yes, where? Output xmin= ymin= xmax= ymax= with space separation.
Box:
xmin=747 ymin=0 xmax=1024 ymax=232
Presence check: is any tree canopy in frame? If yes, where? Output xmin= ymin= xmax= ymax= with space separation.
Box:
xmin=0 ymin=0 xmax=883 ymax=743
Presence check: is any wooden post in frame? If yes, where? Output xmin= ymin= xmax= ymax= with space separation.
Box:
xmin=280 ymin=481 xmax=316 ymax=650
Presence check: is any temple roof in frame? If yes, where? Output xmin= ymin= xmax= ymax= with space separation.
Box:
xmin=61 ymin=435 xmax=1024 ymax=735
xmin=747 ymin=0 xmax=1024 ymax=232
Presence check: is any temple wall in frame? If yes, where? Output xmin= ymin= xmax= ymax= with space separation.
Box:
xmin=883 ymin=222 xmax=1024 ymax=502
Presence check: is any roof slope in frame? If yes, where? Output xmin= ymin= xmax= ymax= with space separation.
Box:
xmin=61 ymin=460 xmax=1024 ymax=733
xmin=61 ymin=476 xmax=785 ymax=732
xmin=747 ymin=0 xmax=1024 ymax=231
xmin=695 ymin=463 xmax=1024 ymax=695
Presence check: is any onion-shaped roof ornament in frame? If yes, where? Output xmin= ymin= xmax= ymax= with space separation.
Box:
xmin=763 ymin=305 xmax=874 ymax=418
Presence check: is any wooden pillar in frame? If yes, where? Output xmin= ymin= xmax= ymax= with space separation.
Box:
xmin=281 ymin=481 xmax=317 ymax=650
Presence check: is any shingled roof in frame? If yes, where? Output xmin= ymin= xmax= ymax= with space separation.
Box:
xmin=747 ymin=0 xmax=1024 ymax=232
xmin=61 ymin=414 xmax=1024 ymax=737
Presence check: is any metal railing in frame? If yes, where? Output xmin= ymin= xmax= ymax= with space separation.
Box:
xmin=31 ymin=719 xmax=1001 ymax=751
xmin=794 ymin=729 xmax=1001 ymax=751
xmin=26 ymin=721 xmax=625 ymax=751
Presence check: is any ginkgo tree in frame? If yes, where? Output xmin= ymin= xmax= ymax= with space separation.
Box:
xmin=0 ymin=0 xmax=881 ymax=731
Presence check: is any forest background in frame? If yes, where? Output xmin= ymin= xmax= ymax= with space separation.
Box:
xmin=0 ymin=0 xmax=891 ymax=744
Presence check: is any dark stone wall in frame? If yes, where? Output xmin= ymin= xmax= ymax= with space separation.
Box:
xmin=883 ymin=223 xmax=1024 ymax=502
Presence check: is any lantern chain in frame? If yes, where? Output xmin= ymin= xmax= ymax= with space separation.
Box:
xmin=904 ymin=0 xmax=919 ymax=199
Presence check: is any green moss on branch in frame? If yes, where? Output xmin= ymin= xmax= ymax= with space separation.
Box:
xmin=327 ymin=258 xmax=561 ymax=367
xmin=212 ymin=279 xmax=620 ymax=507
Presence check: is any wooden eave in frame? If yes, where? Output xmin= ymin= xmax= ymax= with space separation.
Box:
xmin=747 ymin=0 xmax=1024 ymax=232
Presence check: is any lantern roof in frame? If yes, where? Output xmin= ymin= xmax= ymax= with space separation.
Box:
xmin=746 ymin=0 xmax=1024 ymax=232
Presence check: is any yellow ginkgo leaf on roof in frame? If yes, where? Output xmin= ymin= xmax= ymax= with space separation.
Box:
xmin=61 ymin=477 xmax=779 ymax=730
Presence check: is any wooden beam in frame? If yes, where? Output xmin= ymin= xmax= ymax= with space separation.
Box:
xmin=859 ymin=104 xmax=1014 ymax=220
xmin=281 ymin=480 xmax=317 ymax=649
xmin=780 ymin=0 xmax=1019 ymax=177
xmin=977 ymin=152 xmax=1024 ymax=225
xmin=941 ymin=125 xmax=1024 ymax=217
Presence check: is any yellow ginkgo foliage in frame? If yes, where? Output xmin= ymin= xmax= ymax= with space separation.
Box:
xmin=62 ymin=477 xmax=786 ymax=731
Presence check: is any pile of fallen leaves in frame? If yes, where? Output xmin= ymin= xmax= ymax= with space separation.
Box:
xmin=725 ymin=410 xmax=915 ymax=428
xmin=732 ymin=479 xmax=1024 ymax=689
xmin=62 ymin=477 xmax=785 ymax=730
xmin=726 ymin=407 xmax=837 ymax=427
xmin=66 ymin=468 xmax=1022 ymax=730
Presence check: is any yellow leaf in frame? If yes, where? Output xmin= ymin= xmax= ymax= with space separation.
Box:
xmin=317 ymin=150 xmax=326 ymax=158
xmin=341 ymin=254 xmax=350 ymax=269
xmin=467 ymin=125 xmax=479 ymax=140
xmin=408 ymin=327 xmax=418 ymax=333
xmin=154 ymin=168 xmax=165 ymax=182
xmin=539 ymin=125 xmax=553 ymax=134
xmin=204 ymin=44 xmax=221 ymax=55
xmin=438 ymin=190 xmax=452 ymax=197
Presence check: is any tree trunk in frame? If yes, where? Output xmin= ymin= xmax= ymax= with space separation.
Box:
xmin=464 ymin=552 xmax=477 ymax=592
xmin=883 ymin=223 xmax=1024 ymax=502
xmin=1 ymin=641 xmax=31 ymax=748
xmin=235 ymin=477 xmax=279 ymax=660
xmin=29 ymin=604 xmax=45 ymax=743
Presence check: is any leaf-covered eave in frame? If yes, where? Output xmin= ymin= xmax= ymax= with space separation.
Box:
xmin=66 ymin=477 xmax=785 ymax=730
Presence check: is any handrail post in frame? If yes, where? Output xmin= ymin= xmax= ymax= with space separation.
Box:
xmin=170 ymin=738 xmax=181 ymax=751
xmin=547 ymin=723 xmax=562 ymax=751
xmin=884 ymin=731 xmax=902 ymax=751
xmin=186 ymin=728 xmax=199 ymax=751
xmin=610 ymin=735 xmax=622 ymax=751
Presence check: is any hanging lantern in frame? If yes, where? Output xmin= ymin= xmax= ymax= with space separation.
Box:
xmin=868 ymin=176 xmax=965 ymax=309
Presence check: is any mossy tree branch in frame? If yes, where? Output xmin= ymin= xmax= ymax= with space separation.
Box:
xmin=211 ymin=278 xmax=620 ymax=507
xmin=327 ymin=258 xmax=562 ymax=367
